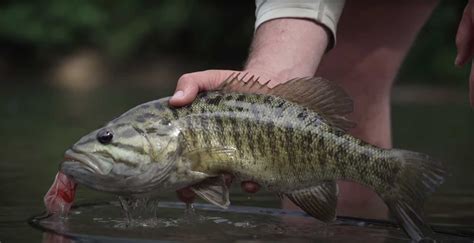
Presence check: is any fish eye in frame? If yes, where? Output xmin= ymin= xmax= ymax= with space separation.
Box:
xmin=97 ymin=130 xmax=113 ymax=144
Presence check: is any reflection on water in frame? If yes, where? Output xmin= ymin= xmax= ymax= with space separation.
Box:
xmin=0 ymin=82 xmax=473 ymax=242
xmin=30 ymin=202 xmax=473 ymax=242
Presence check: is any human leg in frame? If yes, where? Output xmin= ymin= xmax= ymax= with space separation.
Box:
xmin=283 ymin=0 xmax=439 ymax=219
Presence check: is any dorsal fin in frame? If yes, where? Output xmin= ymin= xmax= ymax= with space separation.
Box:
xmin=218 ymin=73 xmax=355 ymax=131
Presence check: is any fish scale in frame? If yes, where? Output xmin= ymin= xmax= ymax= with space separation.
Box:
xmin=179 ymin=92 xmax=379 ymax=190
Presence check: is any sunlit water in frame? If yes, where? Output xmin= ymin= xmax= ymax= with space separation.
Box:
xmin=0 ymin=82 xmax=473 ymax=242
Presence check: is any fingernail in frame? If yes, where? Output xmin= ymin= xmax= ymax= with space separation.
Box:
xmin=171 ymin=90 xmax=184 ymax=100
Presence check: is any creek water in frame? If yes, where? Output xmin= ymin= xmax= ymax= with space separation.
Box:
xmin=1 ymin=82 xmax=473 ymax=242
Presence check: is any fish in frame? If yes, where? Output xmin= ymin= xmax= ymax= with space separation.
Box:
xmin=44 ymin=74 xmax=445 ymax=241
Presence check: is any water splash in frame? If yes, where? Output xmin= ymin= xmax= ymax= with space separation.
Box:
xmin=117 ymin=196 xmax=159 ymax=227
xmin=109 ymin=198 xmax=258 ymax=230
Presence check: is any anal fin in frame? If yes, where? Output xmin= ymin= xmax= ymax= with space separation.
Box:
xmin=285 ymin=181 xmax=338 ymax=222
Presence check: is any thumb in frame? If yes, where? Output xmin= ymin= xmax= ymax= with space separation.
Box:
xmin=169 ymin=69 xmax=238 ymax=107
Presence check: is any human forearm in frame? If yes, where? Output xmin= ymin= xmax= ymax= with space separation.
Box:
xmin=244 ymin=18 xmax=330 ymax=86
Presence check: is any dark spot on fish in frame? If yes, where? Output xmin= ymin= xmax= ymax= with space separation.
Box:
xmin=225 ymin=95 xmax=233 ymax=101
xmin=235 ymin=107 xmax=244 ymax=112
xmin=333 ymin=129 xmax=345 ymax=137
xmin=263 ymin=96 xmax=272 ymax=104
xmin=319 ymin=137 xmax=325 ymax=149
xmin=206 ymin=95 xmax=222 ymax=105
xmin=284 ymin=126 xmax=296 ymax=164
xmin=229 ymin=118 xmax=242 ymax=153
xmin=275 ymin=101 xmax=285 ymax=108
xmin=145 ymin=127 xmax=158 ymax=134
xmin=214 ymin=116 xmax=224 ymax=128
xmin=246 ymin=122 xmax=257 ymax=158
xmin=136 ymin=112 xmax=156 ymax=123
xmin=236 ymin=94 xmax=246 ymax=102
xmin=297 ymin=112 xmax=308 ymax=121
xmin=256 ymin=130 xmax=265 ymax=155
xmin=265 ymin=121 xmax=277 ymax=163
xmin=144 ymin=112 xmax=156 ymax=118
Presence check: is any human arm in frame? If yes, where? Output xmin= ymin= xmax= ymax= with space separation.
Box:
xmin=171 ymin=1 xmax=344 ymax=195
xmin=169 ymin=18 xmax=329 ymax=106
xmin=455 ymin=0 xmax=474 ymax=107
xmin=169 ymin=0 xmax=346 ymax=105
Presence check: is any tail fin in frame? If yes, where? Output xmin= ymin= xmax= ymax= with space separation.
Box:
xmin=382 ymin=149 xmax=445 ymax=242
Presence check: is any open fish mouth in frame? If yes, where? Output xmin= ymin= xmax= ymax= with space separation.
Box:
xmin=62 ymin=149 xmax=111 ymax=175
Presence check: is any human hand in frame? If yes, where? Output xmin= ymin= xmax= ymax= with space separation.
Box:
xmin=169 ymin=69 xmax=276 ymax=107
xmin=455 ymin=0 xmax=474 ymax=107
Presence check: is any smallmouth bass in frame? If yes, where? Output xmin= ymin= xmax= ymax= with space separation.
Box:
xmin=44 ymin=74 xmax=445 ymax=241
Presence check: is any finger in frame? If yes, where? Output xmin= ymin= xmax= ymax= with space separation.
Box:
xmin=176 ymin=187 xmax=196 ymax=204
xmin=456 ymin=3 xmax=474 ymax=66
xmin=241 ymin=181 xmax=261 ymax=194
xmin=169 ymin=70 xmax=238 ymax=107
xmin=470 ymin=62 xmax=474 ymax=107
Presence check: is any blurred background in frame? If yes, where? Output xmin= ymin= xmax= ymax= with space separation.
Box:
xmin=0 ymin=1 xmax=473 ymax=242
xmin=0 ymin=0 xmax=255 ymax=91
xmin=0 ymin=1 xmax=469 ymax=90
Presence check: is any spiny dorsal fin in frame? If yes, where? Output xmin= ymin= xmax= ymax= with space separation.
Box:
xmin=218 ymin=73 xmax=355 ymax=131
xmin=218 ymin=72 xmax=272 ymax=94
xmin=285 ymin=181 xmax=339 ymax=222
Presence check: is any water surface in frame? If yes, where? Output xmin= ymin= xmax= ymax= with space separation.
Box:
xmin=0 ymin=82 xmax=473 ymax=242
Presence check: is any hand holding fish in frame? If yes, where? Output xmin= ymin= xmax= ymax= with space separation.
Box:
xmin=169 ymin=70 xmax=278 ymax=107
xmin=170 ymin=18 xmax=331 ymax=200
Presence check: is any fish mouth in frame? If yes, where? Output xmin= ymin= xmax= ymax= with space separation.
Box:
xmin=62 ymin=149 xmax=109 ymax=175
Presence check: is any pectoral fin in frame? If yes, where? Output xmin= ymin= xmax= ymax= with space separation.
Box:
xmin=191 ymin=175 xmax=230 ymax=209
xmin=285 ymin=181 xmax=339 ymax=222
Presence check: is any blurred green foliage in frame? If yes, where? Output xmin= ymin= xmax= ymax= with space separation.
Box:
xmin=0 ymin=0 xmax=254 ymax=61
xmin=0 ymin=1 xmax=470 ymax=86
